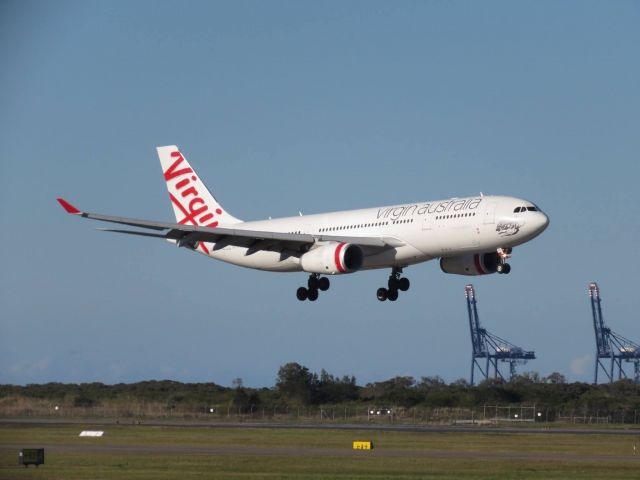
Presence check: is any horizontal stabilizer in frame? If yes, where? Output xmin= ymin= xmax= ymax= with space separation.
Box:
xmin=96 ymin=228 xmax=169 ymax=239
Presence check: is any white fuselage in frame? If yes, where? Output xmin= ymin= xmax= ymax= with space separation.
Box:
xmin=197 ymin=195 xmax=549 ymax=273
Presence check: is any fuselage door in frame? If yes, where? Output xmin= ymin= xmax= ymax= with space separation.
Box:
xmin=483 ymin=202 xmax=497 ymax=225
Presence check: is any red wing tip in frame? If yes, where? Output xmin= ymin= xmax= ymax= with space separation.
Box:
xmin=57 ymin=198 xmax=81 ymax=214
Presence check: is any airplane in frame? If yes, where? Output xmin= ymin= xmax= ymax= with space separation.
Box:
xmin=57 ymin=145 xmax=549 ymax=302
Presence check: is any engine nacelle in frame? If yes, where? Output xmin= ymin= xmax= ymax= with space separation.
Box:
xmin=440 ymin=252 xmax=500 ymax=276
xmin=300 ymin=242 xmax=364 ymax=275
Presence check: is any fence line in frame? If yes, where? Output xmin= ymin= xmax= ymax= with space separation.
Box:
xmin=1 ymin=398 xmax=638 ymax=425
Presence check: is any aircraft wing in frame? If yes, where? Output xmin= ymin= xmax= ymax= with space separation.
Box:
xmin=57 ymin=198 xmax=403 ymax=251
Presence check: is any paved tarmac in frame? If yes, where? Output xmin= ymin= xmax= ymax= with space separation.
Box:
xmin=2 ymin=417 xmax=640 ymax=436
xmin=2 ymin=441 xmax=640 ymax=463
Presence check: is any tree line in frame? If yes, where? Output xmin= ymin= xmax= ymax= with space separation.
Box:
xmin=1 ymin=363 xmax=639 ymax=414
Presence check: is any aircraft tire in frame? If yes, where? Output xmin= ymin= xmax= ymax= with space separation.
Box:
xmin=318 ymin=277 xmax=330 ymax=291
xmin=377 ymin=287 xmax=388 ymax=302
xmin=398 ymin=277 xmax=410 ymax=291
xmin=296 ymin=287 xmax=308 ymax=301
xmin=307 ymin=288 xmax=319 ymax=301
xmin=387 ymin=289 xmax=399 ymax=301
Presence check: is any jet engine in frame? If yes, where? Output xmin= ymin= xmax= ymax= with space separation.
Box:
xmin=440 ymin=252 xmax=500 ymax=276
xmin=300 ymin=242 xmax=364 ymax=275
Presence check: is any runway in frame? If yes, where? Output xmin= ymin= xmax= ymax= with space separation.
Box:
xmin=3 ymin=417 xmax=640 ymax=436
xmin=2 ymin=441 xmax=640 ymax=463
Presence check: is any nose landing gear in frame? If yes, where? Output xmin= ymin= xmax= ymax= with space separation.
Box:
xmin=296 ymin=274 xmax=330 ymax=301
xmin=496 ymin=247 xmax=512 ymax=274
xmin=377 ymin=267 xmax=410 ymax=302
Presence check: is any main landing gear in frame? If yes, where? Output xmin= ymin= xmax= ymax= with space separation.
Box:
xmin=377 ymin=267 xmax=410 ymax=302
xmin=496 ymin=247 xmax=512 ymax=274
xmin=296 ymin=274 xmax=330 ymax=301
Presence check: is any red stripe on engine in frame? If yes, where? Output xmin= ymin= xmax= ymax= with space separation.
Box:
xmin=334 ymin=242 xmax=346 ymax=273
xmin=474 ymin=254 xmax=487 ymax=275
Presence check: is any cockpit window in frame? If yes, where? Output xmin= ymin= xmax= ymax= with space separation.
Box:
xmin=514 ymin=206 xmax=539 ymax=213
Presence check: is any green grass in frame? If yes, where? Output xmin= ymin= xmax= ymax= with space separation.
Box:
xmin=1 ymin=424 xmax=639 ymax=479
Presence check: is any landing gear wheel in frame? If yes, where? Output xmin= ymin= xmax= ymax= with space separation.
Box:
xmin=296 ymin=287 xmax=308 ymax=301
xmin=377 ymin=287 xmax=388 ymax=301
xmin=301 ymin=274 xmax=326 ymax=300
xmin=497 ymin=263 xmax=512 ymax=274
xmin=386 ymin=267 xmax=410 ymax=300
xmin=318 ymin=277 xmax=330 ymax=291
xmin=307 ymin=288 xmax=319 ymax=301
xmin=387 ymin=289 xmax=399 ymax=301
xmin=379 ymin=267 xmax=409 ymax=302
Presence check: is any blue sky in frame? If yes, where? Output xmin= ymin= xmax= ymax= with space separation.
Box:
xmin=1 ymin=1 xmax=639 ymax=387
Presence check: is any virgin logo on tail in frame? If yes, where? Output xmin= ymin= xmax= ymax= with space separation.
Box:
xmin=164 ymin=151 xmax=223 ymax=228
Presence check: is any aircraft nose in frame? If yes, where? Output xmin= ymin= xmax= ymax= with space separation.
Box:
xmin=536 ymin=211 xmax=550 ymax=232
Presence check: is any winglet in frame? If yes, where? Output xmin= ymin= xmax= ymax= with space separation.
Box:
xmin=57 ymin=198 xmax=81 ymax=214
